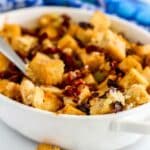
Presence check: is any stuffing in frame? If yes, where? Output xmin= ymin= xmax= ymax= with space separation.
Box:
xmin=101 ymin=30 xmax=126 ymax=61
xmin=0 ymin=53 xmax=10 ymax=72
xmin=142 ymin=67 xmax=150 ymax=82
xmin=26 ymin=53 xmax=64 ymax=85
xmin=132 ymin=44 xmax=150 ymax=56
xmin=119 ymin=68 xmax=149 ymax=89
xmin=90 ymin=11 xmax=111 ymax=31
xmin=59 ymin=104 xmax=85 ymax=115
xmin=12 ymin=35 xmax=38 ymax=57
xmin=77 ymin=48 xmax=105 ymax=70
xmin=0 ymin=79 xmax=20 ymax=100
xmin=58 ymin=34 xmax=78 ymax=50
xmin=125 ymin=84 xmax=150 ymax=105
xmin=1 ymin=11 xmax=150 ymax=116
xmin=37 ymin=143 xmax=61 ymax=150
xmin=119 ymin=55 xmax=142 ymax=72
xmin=33 ymin=90 xmax=62 ymax=112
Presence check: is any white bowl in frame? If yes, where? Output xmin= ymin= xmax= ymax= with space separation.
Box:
xmin=0 ymin=6 xmax=150 ymax=150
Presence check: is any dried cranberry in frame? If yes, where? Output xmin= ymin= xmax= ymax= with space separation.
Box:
xmin=111 ymin=101 xmax=123 ymax=113
xmin=110 ymin=60 xmax=118 ymax=69
xmin=61 ymin=14 xmax=70 ymax=28
xmin=77 ymin=104 xmax=90 ymax=114
xmin=44 ymin=47 xmax=61 ymax=54
xmin=64 ymin=85 xmax=80 ymax=97
xmin=85 ymin=45 xmax=103 ymax=53
xmin=79 ymin=22 xmax=94 ymax=30
xmin=73 ymin=79 xmax=85 ymax=86
xmin=115 ymin=68 xmax=124 ymax=77
xmin=107 ymin=79 xmax=118 ymax=88
xmin=38 ymin=33 xmax=48 ymax=43
xmin=75 ymin=37 xmax=85 ymax=48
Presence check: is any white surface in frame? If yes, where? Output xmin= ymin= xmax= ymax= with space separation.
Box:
xmin=0 ymin=119 xmax=150 ymax=150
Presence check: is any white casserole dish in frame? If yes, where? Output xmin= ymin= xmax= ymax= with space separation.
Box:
xmin=0 ymin=6 xmax=150 ymax=150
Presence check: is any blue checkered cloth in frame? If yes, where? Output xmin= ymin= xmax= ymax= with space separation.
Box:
xmin=0 ymin=0 xmax=149 ymax=31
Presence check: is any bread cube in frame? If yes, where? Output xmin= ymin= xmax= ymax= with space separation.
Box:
xmin=60 ymin=105 xmax=85 ymax=115
xmin=12 ymin=35 xmax=38 ymax=57
xmin=119 ymin=68 xmax=149 ymax=89
xmin=58 ymin=34 xmax=78 ymax=50
xmin=26 ymin=53 xmax=64 ymax=85
xmin=90 ymin=11 xmax=111 ymax=31
xmin=40 ymin=26 xmax=58 ymax=40
xmin=0 ymin=53 xmax=9 ymax=72
xmin=0 ymin=79 xmax=20 ymax=100
xmin=119 ymin=56 xmax=142 ymax=73
xmin=142 ymin=67 xmax=150 ymax=82
xmin=33 ymin=91 xmax=62 ymax=112
xmin=126 ymin=84 xmax=150 ymax=105
xmin=101 ymin=30 xmax=126 ymax=61
xmin=83 ymin=74 xmax=96 ymax=84
xmin=90 ymin=98 xmax=112 ymax=115
xmin=37 ymin=143 xmax=61 ymax=150
xmin=1 ymin=24 xmax=21 ymax=40
xmin=132 ymin=44 xmax=150 ymax=56
xmin=78 ymin=85 xmax=91 ymax=104
xmin=77 ymin=48 xmax=105 ymax=69
xmin=20 ymin=78 xmax=36 ymax=105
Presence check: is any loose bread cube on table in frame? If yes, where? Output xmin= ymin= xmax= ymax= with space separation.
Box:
xmin=90 ymin=11 xmax=111 ymax=31
xmin=26 ymin=53 xmax=64 ymax=85
xmin=37 ymin=143 xmax=61 ymax=150
xmin=12 ymin=35 xmax=38 ymax=57
xmin=119 ymin=55 xmax=142 ymax=72
xmin=119 ymin=68 xmax=149 ymax=89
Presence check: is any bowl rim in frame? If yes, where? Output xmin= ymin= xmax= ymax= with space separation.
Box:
xmin=1 ymin=6 xmax=150 ymax=119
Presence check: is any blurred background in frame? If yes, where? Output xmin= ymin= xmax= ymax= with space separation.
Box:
xmin=0 ymin=0 xmax=150 ymax=30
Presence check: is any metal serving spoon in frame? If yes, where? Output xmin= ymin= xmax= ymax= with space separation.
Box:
xmin=0 ymin=37 xmax=26 ymax=75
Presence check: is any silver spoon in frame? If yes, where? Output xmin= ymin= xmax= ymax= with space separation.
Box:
xmin=0 ymin=37 xmax=26 ymax=75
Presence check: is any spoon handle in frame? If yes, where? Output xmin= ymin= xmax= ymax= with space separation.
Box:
xmin=0 ymin=37 xmax=26 ymax=74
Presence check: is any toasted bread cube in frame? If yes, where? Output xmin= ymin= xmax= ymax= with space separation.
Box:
xmin=67 ymin=23 xmax=78 ymax=36
xmin=119 ymin=56 xmax=142 ymax=72
xmin=12 ymin=35 xmax=38 ymax=57
xmin=84 ymin=74 xmax=96 ymax=84
xmin=33 ymin=90 xmax=62 ymax=112
xmin=58 ymin=34 xmax=78 ymax=50
xmin=78 ymin=85 xmax=91 ymax=104
xmin=75 ymin=26 xmax=93 ymax=43
xmin=20 ymin=78 xmax=36 ymax=105
xmin=0 ymin=79 xmax=20 ymax=100
xmin=101 ymin=30 xmax=126 ymax=61
xmin=142 ymin=67 xmax=150 ymax=82
xmin=90 ymin=98 xmax=112 ymax=115
xmin=119 ymin=68 xmax=149 ymax=89
xmin=40 ymin=26 xmax=58 ymax=39
xmin=126 ymin=84 xmax=150 ymax=105
xmin=26 ymin=53 xmax=64 ymax=85
xmin=37 ymin=143 xmax=61 ymax=150
xmin=77 ymin=49 xmax=105 ymax=69
xmin=0 ymin=53 xmax=9 ymax=72
xmin=90 ymin=11 xmax=111 ymax=31
xmin=132 ymin=44 xmax=150 ymax=56
xmin=1 ymin=24 xmax=21 ymax=40
xmin=60 ymin=105 xmax=85 ymax=115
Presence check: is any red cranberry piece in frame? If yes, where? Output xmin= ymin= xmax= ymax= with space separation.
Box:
xmin=79 ymin=22 xmax=94 ymax=29
xmin=85 ymin=45 xmax=103 ymax=53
